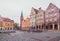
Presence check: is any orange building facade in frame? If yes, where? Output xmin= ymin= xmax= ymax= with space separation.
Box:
xmin=21 ymin=17 xmax=30 ymax=31
xmin=24 ymin=17 xmax=30 ymax=30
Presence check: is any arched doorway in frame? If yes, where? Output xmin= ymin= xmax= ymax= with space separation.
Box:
xmin=46 ymin=26 xmax=48 ymax=30
xmin=36 ymin=26 xmax=38 ymax=30
xmin=54 ymin=24 xmax=58 ymax=30
xmin=50 ymin=24 xmax=53 ymax=30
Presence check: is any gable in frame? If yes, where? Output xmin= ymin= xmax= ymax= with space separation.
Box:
xmin=46 ymin=3 xmax=59 ymax=11
xmin=30 ymin=7 xmax=36 ymax=15
xmin=30 ymin=7 xmax=38 ymax=15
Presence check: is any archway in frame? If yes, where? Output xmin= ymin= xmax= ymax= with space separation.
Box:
xmin=50 ymin=24 xmax=53 ymax=30
xmin=46 ymin=26 xmax=48 ymax=30
xmin=54 ymin=24 xmax=58 ymax=30
xmin=36 ymin=26 xmax=38 ymax=30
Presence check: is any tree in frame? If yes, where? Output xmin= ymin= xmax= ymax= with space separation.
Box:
xmin=14 ymin=23 xmax=20 ymax=30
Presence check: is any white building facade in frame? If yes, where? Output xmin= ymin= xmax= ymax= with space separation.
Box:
xmin=36 ymin=8 xmax=45 ymax=30
xmin=30 ymin=7 xmax=37 ymax=30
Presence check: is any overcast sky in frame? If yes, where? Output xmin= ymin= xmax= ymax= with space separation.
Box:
xmin=0 ymin=0 xmax=60 ymax=25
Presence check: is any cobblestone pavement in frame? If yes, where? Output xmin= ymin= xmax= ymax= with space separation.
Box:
xmin=48 ymin=36 xmax=60 ymax=41
xmin=0 ymin=30 xmax=60 ymax=41
xmin=0 ymin=31 xmax=42 ymax=41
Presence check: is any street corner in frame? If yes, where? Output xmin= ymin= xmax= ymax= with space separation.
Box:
xmin=48 ymin=36 xmax=60 ymax=41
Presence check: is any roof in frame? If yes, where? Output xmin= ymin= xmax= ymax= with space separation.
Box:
xmin=46 ymin=3 xmax=59 ymax=10
xmin=0 ymin=16 xmax=14 ymax=22
xmin=33 ymin=8 xmax=39 ymax=14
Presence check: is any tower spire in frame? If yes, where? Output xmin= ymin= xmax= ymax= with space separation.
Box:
xmin=20 ymin=10 xmax=24 ymax=30
xmin=21 ymin=10 xmax=23 ymax=17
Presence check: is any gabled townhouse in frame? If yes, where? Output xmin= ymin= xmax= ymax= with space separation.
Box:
xmin=45 ymin=3 xmax=60 ymax=30
xmin=36 ymin=8 xmax=45 ymax=30
xmin=30 ymin=7 xmax=38 ymax=30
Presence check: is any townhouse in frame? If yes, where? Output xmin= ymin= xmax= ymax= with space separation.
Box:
xmin=30 ymin=3 xmax=60 ymax=31
xmin=36 ymin=8 xmax=45 ymax=30
xmin=30 ymin=7 xmax=38 ymax=30
xmin=45 ymin=3 xmax=60 ymax=30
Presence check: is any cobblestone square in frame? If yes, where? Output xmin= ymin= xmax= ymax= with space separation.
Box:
xmin=0 ymin=31 xmax=60 ymax=41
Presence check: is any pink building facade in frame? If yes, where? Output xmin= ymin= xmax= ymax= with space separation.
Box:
xmin=45 ymin=3 xmax=60 ymax=30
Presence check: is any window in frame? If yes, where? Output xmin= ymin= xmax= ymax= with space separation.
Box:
xmin=46 ymin=19 xmax=48 ymax=22
xmin=54 ymin=18 xmax=57 ymax=21
xmin=46 ymin=15 xmax=48 ymax=18
xmin=54 ymin=14 xmax=56 ymax=16
xmin=40 ymin=14 xmax=42 ymax=16
xmin=48 ymin=12 xmax=50 ymax=14
xmin=50 ymin=19 xmax=52 ymax=21
xmin=52 ymin=9 xmax=54 ymax=13
xmin=48 ymin=10 xmax=50 ymax=14
xmin=50 ymin=14 xmax=52 ymax=17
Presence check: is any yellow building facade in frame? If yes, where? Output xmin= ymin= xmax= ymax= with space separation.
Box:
xmin=0 ymin=16 xmax=14 ymax=30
